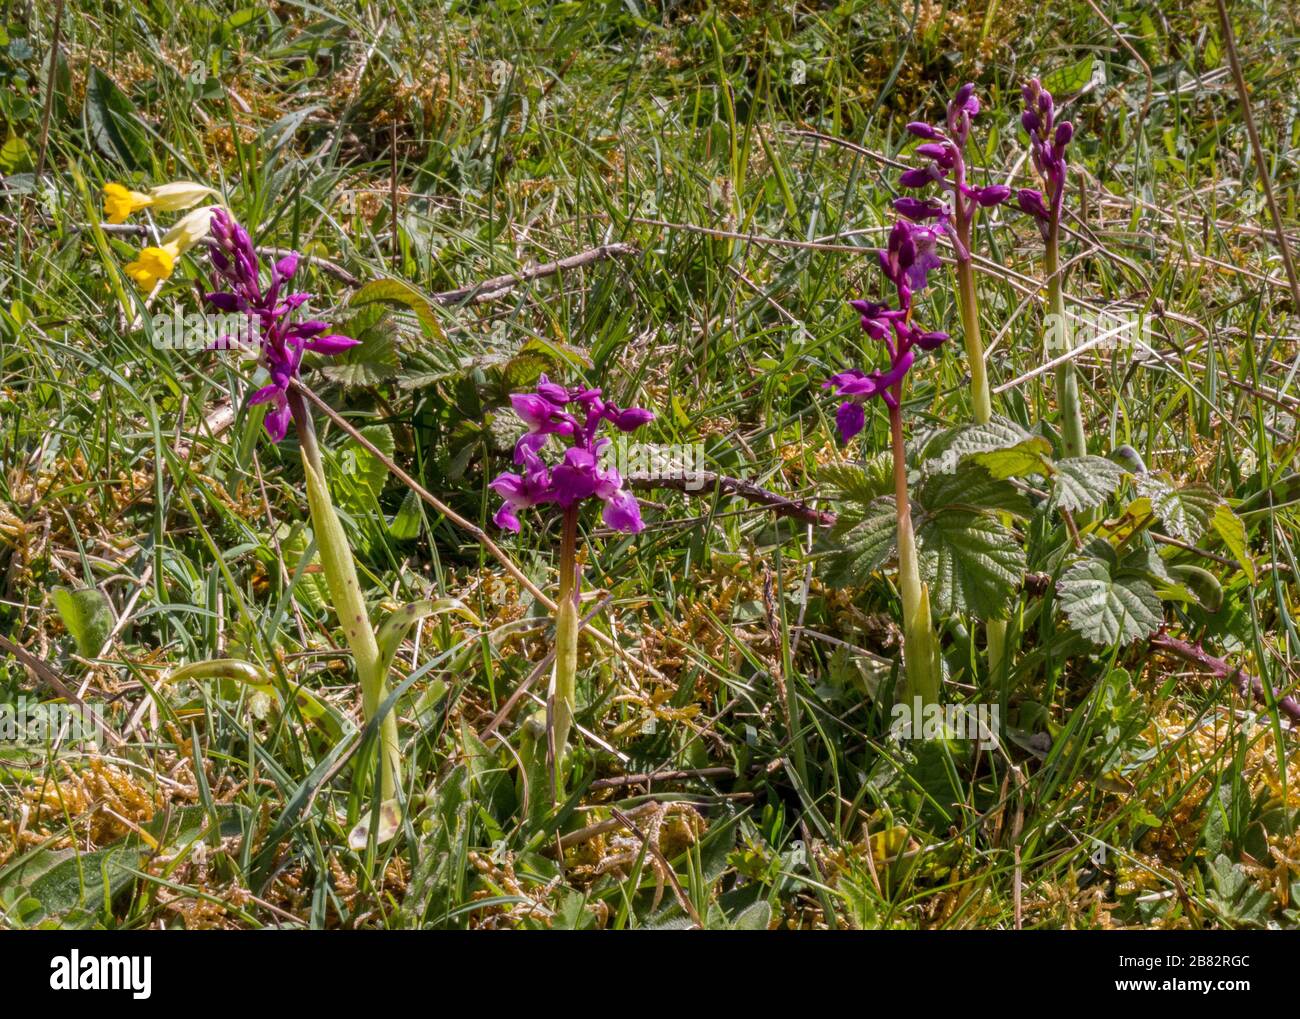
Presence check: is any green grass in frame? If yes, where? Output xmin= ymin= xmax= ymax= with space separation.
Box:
xmin=1 ymin=0 xmax=1298 ymax=929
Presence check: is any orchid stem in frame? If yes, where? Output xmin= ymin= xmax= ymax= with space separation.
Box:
xmin=289 ymin=389 xmax=401 ymax=803
xmin=1047 ymin=222 xmax=1087 ymax=460
xmin=550 ymin=506 xmax=581 ymax=787
xmin=890 ymin=395 xmax=941 ymax=704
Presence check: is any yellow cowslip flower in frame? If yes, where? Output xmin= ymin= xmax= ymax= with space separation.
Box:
xmin=124 ymin=244 xmax=178 ymax=289
xmin=103 ymin=182 xmax=153 ymax=224
xmin=147 ymin=181 xmax=218 ymax=213
xmin=122 ymin=205 xmax=219 ymax=290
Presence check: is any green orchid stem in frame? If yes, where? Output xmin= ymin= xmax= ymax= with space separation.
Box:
xmin=1047 ymin=222 xmax=1087 ymax=461
xmin=954 ymin=241 xmax=1008 ymax=684
xmin=890 ymin=395 xmax=941 ymax=704
xmin=550 ymin=505 xmax=581 ymax=789
xmin=289 ymin=389 xmax=401 ymax=803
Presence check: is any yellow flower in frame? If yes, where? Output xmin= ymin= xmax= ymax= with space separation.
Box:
xmin=124 ymin=243 xmax=178 ymax=289
xmin=147 ymin=181 xmax=218 ymax=213
xmin=103 ymin=182 xmax=153 ymax=224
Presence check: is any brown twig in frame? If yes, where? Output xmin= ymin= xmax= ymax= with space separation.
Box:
xmin=429 ymin=242 xmax=640 ymax=305
xmin=33 ymin=0 xmax=65 ymax=185
xmin=625 ymin=471 xmax=834 ymax=527
xmin=1149 ymin=632 xmax=1300 ymax=725
xmin=0 ymin=633 xmax=124 ymax=746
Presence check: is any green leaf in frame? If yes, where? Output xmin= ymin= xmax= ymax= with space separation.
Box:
xmin=348 ymin=278 xmax=447 ymax=343
xmin=912 ymin=416 xmax=1032 ymax=478
xmin=1211 ymin=502 xmax=1254 ymax=581
xmin=820 ymin=497 xmax=897 ymax=587
xmin=817 ymin=456 xmax=892 ymax=504
xmin=971 ymin=437 xmax=1053 ymax=480
xmin=51 ymin=587 xmax=112 ymax=657
xmin=84 ymin=67 xmax=151 ymax=169
xmin=321 ymin=305 xmax=401 ymax=387
xmin=375 ymin=598 xmax=481 ymax=682
xmin=1137 ymin=476 xmax=1217 ymax=542
xmin=916 ymin=509 xmax=1025 ymax=619
xmin=918 ymin=462 xmax=1032 ymax=518
xmin=338 ymin=424 xmax=395 ymax=497
xmin=1056 ymin=558 xmax=1162 ymax=646
xmin=1050 ymin=456 xmax=1127 ymax=513
xmin=1042 ymin=55 xmax=1095 ymax=96
xmin=389 ymin=488 xmax=423 ymax=541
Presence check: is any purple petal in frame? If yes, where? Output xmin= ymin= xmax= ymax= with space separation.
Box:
xmin=906 ymin=122 xmax=940 ymax=140
xmin=303 ymin=334 xmax=359 ymax=355
xmin=835 ymin=401 xmax=866 ymax=443
xmin=601 ymin=489 xmax=644 ymax=533
xmin=612 ymin=407 xmax=654 ymax=432
xmin=974 ymin=184 xmax=1012 ymax=207
xmin=493 ymin=502 xmax=522 ymax=532
xmin=510 ymin=393 xmax=557 ymax=429
xmin=247 ymin=383 xmax=283 ymax=406
xmin=274 ymin=253 xmax=300 ymax=282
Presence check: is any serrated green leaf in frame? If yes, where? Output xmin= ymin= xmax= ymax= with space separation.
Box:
xmin=1137 ymin=476 xmax=1217 ymax=542
xmin=918 ymin=462 xmax=1032 ymax=518
xmin=915 ymin=509 xmax=1025 ymax=619
xmin=820 ymin=497 xmax=897 ymax=587
xmin=51 ymin=587 xmax=112 ymax=657
xmin=321 ymin=308 xmax=401 ymax=387
xmin=1050 ymin=456 xmax=1127 ymax=512
xmin=349 ymin=278 xmax=447 ymax=342
xmin=1210 ymin=502 xmax=1254 ymax=581
xmin=971 ymin=437 xmax=1052 ymax=480
xmin=913 ymin=416 xmax=1032 ymax=478
xmin=818 ymin=456 xmax=892 ymax=504
xmin=1056 ymin=558 xmax=1162 ymax=646
xmin=337 ymin=424 xmax=395 ymax=497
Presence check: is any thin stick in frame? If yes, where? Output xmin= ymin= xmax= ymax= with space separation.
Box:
xmin=33 ymin=0 xmax=65 ymax=184
xmin=1150 ymin=633 xmax=1300 ymax=725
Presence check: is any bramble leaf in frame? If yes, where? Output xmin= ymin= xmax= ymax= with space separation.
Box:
xmin=915 ymin=509 xmax=1025 ymax=619
xmin=1056 ymin=556 xmax=1162 ymax=646
xmin=1050 ymin=456 xmax=1127 ymax=513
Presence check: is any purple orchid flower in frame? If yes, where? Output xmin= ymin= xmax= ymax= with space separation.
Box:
xmin=204 ymin=208 xmax=359 ymax=442
xmin=893 ymin=83 xmax=1010 ymax=262
xmin=1017 ymin=77 xmax=1074 ymax=240
xmin=490 ymin=375 xmax=653 ymax=533
xmin=825 ymin=220 xmax=949 ymax=441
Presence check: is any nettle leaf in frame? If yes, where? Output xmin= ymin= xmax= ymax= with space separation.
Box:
xmin=1136 ymin=476 xmax=1217 ymax=542
xmin=821 ymin=497 xmax=897 ymax=587
xmin=349 ymin=278 xmax=448 ymax=343
xmin=912 ymin=415 xmax=1032 ymax=477
xmin=818 ymin=456 xmax=893 ymax=504
xmin=918 ymin=462 xmax=1032 ymax=518
xmin=1211 ymin=502 xmax=1254 ymax=581
xmin=1050 ymin=456 xmax=1127 ymax=513
xmin=971 ymin=437 xmax=1053 ymax=480
xmin=915 ymin=509 xmax=1025 ymax=619
xmin=321 ymin=305 xmax=401 ymax=387
xmin=1056 ymin=555 xmax=1163 ymax=647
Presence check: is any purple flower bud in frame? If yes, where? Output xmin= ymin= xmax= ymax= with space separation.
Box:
xmin=899 ymin=165 xmax=939 ymax=188
xmin=914 ymin=330 xmax=949 ymax=350
xmin=953 ymin=82 xmax=976 ymax=108
xmin=906 ymin=121 xmax=941 ymax=139
xmin=893 ymin=197 xmax=944 ymax=221
xmin=1016 ymin=188 xmax=1050 ymax=221
xmin=1021 ymin=109 xmax=1040 ymax=134
xmin=612 ymin=407 xmax=655 ymax=432
xmin=1055 ymin=121 xmax=1074 ymax=148
xmin=303 ymin=334 xmax=359 ymax=355
xmin=974 ymin=184 xmax=1012 ymax=207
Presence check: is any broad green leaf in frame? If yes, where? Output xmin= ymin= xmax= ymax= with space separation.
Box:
xmin=1211 ymin=502 xmax=1254 ymax=581
xmin=1050 ymin=456 xmax=1127 ymax=513
xmin=918 ymin=462 xmax=1032 ymax=518
xmin=84 ymin=67 xmax=151 ymax=169
xmin=389 ymin=488 xmax=423 ymax=540
xmin=337 ymin=424 xmax=395 ymax=496
xmin=820 ymin=497 xmax=897 ymax=587
xmin=51 ymin=587 xmax=112 ymax=657
xmin=1137 ymin=476 xmax=1217 ymax=542
xmin=915 ymin=509 xmax=1025 ymax=619
xmin=971 ymin=436 xmax=1053 ymax=480
xmin=349 ymin=277 xmax=447 ymax=343
xmin=818 ymin=456 xmax=892 ymax=504
xmin=912 ymin=416 xmax=1032 ymax=478
xmin=321 ymin=305 xmax=401 ymax=387
xmin=1056 ymin=558 xmax=1162 ymax=646
xmin=1042 ymin=55 xmax=1095 ymax=96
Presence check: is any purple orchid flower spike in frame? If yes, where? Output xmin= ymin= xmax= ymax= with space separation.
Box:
xmin=490 ymin=374 xmax=653 ymax=533
xmin=825 ymin=220 xmax=949 ymax=441
xmin=1017 ymin=77 xmax=1074 ymax=241
xmin=204 ymin=208 xmax=359 ymax=442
